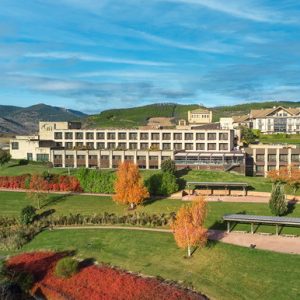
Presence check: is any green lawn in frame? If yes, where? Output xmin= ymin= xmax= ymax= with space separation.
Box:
xmin=260 ymin=134 xmax=300 ymax=145
xmin=1 ymin=191 xmax=300 ymax=235
xmin=4 ymin=229 xmax=298 ymax=300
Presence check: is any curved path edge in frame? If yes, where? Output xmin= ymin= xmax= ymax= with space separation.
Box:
xmin=51 ymin=226 xmax=300 ymax=255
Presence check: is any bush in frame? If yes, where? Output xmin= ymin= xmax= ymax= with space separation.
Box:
xmin=145 ymin=172 xmax=179 ymax=196
xmin=161 ymin=159 xmax=176 ymax=175
xmin=269 ymin=183 xmax=288 ymax=216
xmin=76 ymin=169 xmax=115 ymax=193
xmin=15 ymin=272 xmax=34 ymax=292
xmin=55 ymin=257 xmax=79 ymax=279
xmin=18 ymin=159 xmax=28 ymax=166
xmin=20 ymin=206 xmax=36 ymax=225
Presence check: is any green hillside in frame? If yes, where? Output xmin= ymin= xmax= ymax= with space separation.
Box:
xmin=85 ymin=103 xmax=201 ymax=128
xmin=86 ymin=101 xmax=300 ymax=128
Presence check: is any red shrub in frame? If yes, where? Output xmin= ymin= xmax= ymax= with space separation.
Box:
xmin=7 ymin=252 xmax=204 ymax=300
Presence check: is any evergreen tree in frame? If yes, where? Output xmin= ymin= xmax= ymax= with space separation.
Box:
xmin=269 ymin=183 xmax=288 ymax=216
xmin=161 ymin=159 xmax=176 ymax=175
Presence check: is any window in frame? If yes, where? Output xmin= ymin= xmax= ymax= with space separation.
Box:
xmin=77 ymin=155 xmax=85 ymax=160
xmin=75 ymin=142 xmax=83 ymax=148
xmin=208 ymin=143 xmax=216 ymax=150
xmin=196 ymin=133 xmax=205 ymax=140
xmin=162 ymin=156 xmax=171 ymax=161
xmin=96 ymin=132 xmax=105 ymax=139
xmin=107 ymin=142 xmax=116 ymax=149
xmin=150 ymin=143 xmax=159 ymax=150
xmin=256 ymin=154 xmax=265 ymax=162
xmin=162 ymin=133 xmax=171 ymax=140
xmin=268 ymin=165 xmax=276 ymax=171
xmin=117 ymin=143 xmax=126 ymax=150
xmin=219 ymin=133 xmax=228 ymax=140
xmin=196 ymin=143 xmax=205 ymax=150
xmin=151 ymin=133 xmax=160 ymax=140
xmin=89 ymin=155 xmax=97 ymax=160
xmin=268 ymin=154 xmax=276 ymax=162
xmin=140 ymin=133 xmax=149 ymax=140
xmin=173 ymin=133 xmax=182 ymax=140
xmin=56 ymin=142 xmax=63 ymax=147
xmin=65 ymin=132 xmax=73 ymax=139
xmin=292 ymin=154 xmax=300 ymax=162
xmin=107 ymin=132 xmax=116 ymax=140
xmin=174 ymin=143 xmax=182 ymax=150
xmin=219 ymin=143 xmax=228 ymax=151
xmin=140 ymin=143 xmax=149 ymax=150
xmin=36 ymin=154 xmax=49 ymax=162
xmin=54 ymin=132 xmax=62 ymax=139
xmin=27 ymin=153 xmax=33 ymax=161
xmin=129 ymin=132 xmax=137 ymax=140
xmin=185 ymin=133 xmax=193 ymax=140
xmin=125 ymin=155 xmax=134 ymax=161
xmin=86 ymin=142 xmax=94 ymax=149
xmin=96 ymin=142 xmax=105 ymax=150
xmin=11 ymin=142 xmax=19 ymax=150
xmin=280 ymin=154 xmax=288 ymax=162
xmin=256 ymin=165 xmax=265 ymax=173
xmin=185 ymin=143 xmax=193 ymax=150
xmin=208 ymin=133 xmax=216 ymax=140
xmin=86 ymin=132 xmax=94 ymax=140
xmin=162 ymin=143 xmax=171 ymax=150
xmin=75 ymin=132 xmax=83 ymax=139
xmin=129 ymin=142 xmax=137 ymax=150
xmin=118 ymin=132 xmax=127 ymax=140
xmin=65 ymin=142 xmax=73 ymax=149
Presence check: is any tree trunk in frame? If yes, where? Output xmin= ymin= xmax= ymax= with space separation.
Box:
xmin=187 ymin=245 xmax=191 ymax=257
xmin=130 ymin=202 xmax=135 ymax=209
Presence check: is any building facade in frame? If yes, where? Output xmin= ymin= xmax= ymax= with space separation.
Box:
xmin=10 ymin=121 xmax=245 ymax=172
xmin=188 ymin=109 xmax=212 ymax=124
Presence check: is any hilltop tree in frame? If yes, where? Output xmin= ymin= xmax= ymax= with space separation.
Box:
xmin=171 ymin=197 xmax=207 ymax=257
xmin=113 ymin=161 xmax=149 ymax=209
xmin=0 ymin=150 xmax=11 ymax=166
xmin=269 ymin=183 xmax=288 ymax=216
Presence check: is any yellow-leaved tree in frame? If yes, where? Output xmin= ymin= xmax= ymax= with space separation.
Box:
xmin=113 ymin=161 xmax=149 ymax=209
xmin=171 ymin=196 xmax=207 ymax=257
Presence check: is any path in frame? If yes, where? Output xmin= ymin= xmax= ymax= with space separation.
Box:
xmin=53 ymin=226 xmax=300 ymax=255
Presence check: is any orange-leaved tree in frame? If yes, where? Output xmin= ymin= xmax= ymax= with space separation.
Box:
xmin=27 ymin=174 xmax=48 ymax=209
xmin=171 ymin=196 xmax=207 ymax=257
xmin=113 ymin=161 xmax=149 ymax=209
xmin=267 ymin=165 xmax=300 ymax=194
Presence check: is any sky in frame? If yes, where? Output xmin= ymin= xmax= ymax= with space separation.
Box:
xmin=1 ymin=0 xmax=300 ymax=114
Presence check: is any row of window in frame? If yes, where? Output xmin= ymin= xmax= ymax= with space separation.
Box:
xmin=54 ymin=155 xmax=171 ymax=161
xmin=60 ymin=142 xmax=229 ymax=151
xmin=256 ymin=154 xmax=300 ymax=162
xmin=256 ymin=165 xmax=294 ymax=173
xmin=54 ymin=132 xmax=229 ymax=141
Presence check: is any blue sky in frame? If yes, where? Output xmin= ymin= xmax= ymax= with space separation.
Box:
xmin=1 ymin=0 xmax=300 ymax=113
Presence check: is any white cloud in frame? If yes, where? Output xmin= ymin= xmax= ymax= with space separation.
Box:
xmin=24 ymin=51 xmax=173 ymax=67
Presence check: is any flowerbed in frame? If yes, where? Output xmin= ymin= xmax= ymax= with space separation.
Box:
xmin=7 ymin=252 xmax=206 ymax=300
xmin=0 ymin=174 xmax=82 ymax=192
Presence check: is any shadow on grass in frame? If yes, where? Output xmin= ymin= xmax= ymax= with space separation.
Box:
xmin=142 ymin=196 xmax=167 ymax=206
xmin=78 ymin=257 xmax=96 ymax=269
xmin=43 ymin=194 xmax=69 ymax=208
xmin=208 ymin=210 xmax=247 ymax=231
xmin=286 ymin=199 xmax=297 ymax=215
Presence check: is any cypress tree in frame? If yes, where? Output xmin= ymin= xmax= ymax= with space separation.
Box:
xmin=269 ymin=183 xmax=288 ymax=216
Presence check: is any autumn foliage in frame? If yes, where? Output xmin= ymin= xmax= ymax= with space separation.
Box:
xmin=114 ymin=161 xmax=149 ymax=207
xmin=267 ymin=165 xmax=300 ymax=193
xmin=171 ymin=197 xmax=208 ymax=257
xmin=0 ymin=174 xmax=82 ymax=192
xmin=6 ymin=252 xmax=204 ymax=300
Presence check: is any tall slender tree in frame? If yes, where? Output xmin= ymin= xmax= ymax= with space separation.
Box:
xmin=171 ymin=197 xmax=207 ymax=257
xmin=269 ymin=183 xmax=288 ymax=216
xmin=113 ymin=161 xmax=149 ymax=209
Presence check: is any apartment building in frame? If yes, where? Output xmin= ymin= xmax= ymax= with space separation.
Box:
xmin=10 ymin=121 xmax=245 ymax=172
xmin=188 ymin=109 xmax=212 ymax=124
xmin=245 ymin=144 xmax=300 ymax=176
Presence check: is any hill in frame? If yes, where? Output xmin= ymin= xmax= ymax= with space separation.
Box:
xmin=0 ymin=104 xmax=86 ymax=134
xmin=85 ymin=101 xmax=300 ymax=128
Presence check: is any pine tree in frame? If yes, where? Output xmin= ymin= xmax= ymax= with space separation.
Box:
xmin=269 ymin=183 xmax=288 ymax=216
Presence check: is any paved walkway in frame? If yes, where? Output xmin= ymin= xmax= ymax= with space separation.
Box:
xmin=53 ymin=226 xmax=300 ymax=255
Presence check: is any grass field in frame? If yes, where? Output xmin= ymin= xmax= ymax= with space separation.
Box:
xmin=1 ymin=191 xmax=300 ymax=235
xmin=2 ymin=229 xmax=298 ymax=300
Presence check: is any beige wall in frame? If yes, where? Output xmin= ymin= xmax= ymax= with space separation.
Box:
xmin=188 ymin=110 xmax=212 ymax=124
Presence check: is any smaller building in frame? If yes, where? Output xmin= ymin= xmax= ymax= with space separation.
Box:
xmin=188 ymin=109 xmax=212 ymax=124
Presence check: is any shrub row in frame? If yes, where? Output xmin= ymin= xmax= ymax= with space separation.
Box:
xmin=76 ymin=169 xmax=116 ymax=193
xmin=0 ymin=174 xmax=82 ymax=192
xmin=47 ymin=212 xmax=176 ymax=227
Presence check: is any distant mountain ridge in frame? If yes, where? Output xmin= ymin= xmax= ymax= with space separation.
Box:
xmin=0 ymin=103 xmax=86 ymax=134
